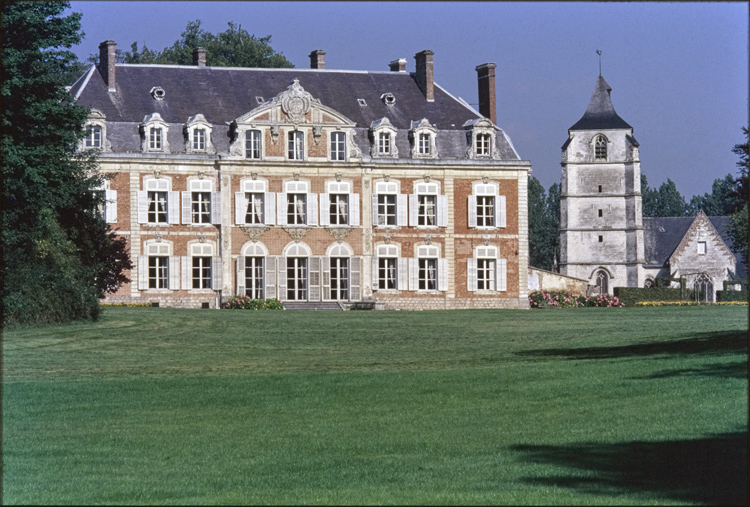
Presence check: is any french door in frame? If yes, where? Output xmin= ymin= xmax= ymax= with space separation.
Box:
xmin=330 ymin=257 xmax=349 ymax=301
xmin=286 ymin=257 xmax=307 ymax=300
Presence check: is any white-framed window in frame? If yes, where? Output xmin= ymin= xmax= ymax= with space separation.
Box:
xmin=246 ymin=130 xmax=262 ymax=160
xmin=327 ymin=243 xmax=352 ymax=301
xmin=464 ymin=118 xmax=496 ymax=159
xmin=81 ymin=110 xmax=109 ymax=152
xmin=372 ymin=244 xmax=408 ymax=291
xmin=277 ymin=181 xmax=317 ymax=226
xmin=149 ymin=255 xmax=169 ymax=288
xmin=370 ymin=118 xmax=398 ymax=158
xmin=184 ymin=114 xmax=213 ymax=154
xmin=85 ymin=125 xmax=101 ymax=148
xmin=476 ymin=134 xmax=490 ymax=156
xmin=372 ymin=181 xmax=407 ymax=227
xmin=181 ymin=242 xmax=221 ymax=291
xmin=138 ymin=178 xmax=179 ymax=225
xmin=140 ymin=113 xmax=170 ymax=153
xmin=595 ymin=135 xmax=607 ymax=160
xmin=468 ymin=182 xmax=506 ymax=228
xmin=418 ymin=133 xmax=430 ymax=154
xmin=93 ymin=182 xmax=117 ymax=224
xmin=410 ymin=182 xmax=447 ymax=227
xmin=182 ymin=179 xmax=220 ymax=225
xmin=149 ymin=127 xmax=162 ymax=150
xmin=236 ymin=180 xmax=275 ymax=226
xmin=410 ymin=118 xmax=437 ymax=158
xmin=330 ymin=131 xmax=346 ymax=161
xmin=467 ymin=245 xmax=507 ymax=292
xmin=288 ymin=130 xmax=304 ymax=160
xmin=138 ymin=241 xmax=180 ymax=290
xmin=284 ymin=243 xmax=310 ymax=301
xmin=410 ymin=245 xmax=447 ymax=292
xmin=698 ymin=241 xmax=707 ymax=255
xmin=320 ymin=181 xmax=360 ymax=227
xmin=192 ymin=129 xmax=206 ymax=151
xmin=238 ymin=243 xmax=273 ymax=299
xmin=378 ymin=132 xmax=391 ymax=155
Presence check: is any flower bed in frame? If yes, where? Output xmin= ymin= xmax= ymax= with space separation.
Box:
xmin=529 ymin=290 xmax=624 ymax=308
xmin=224 ymin=296 xmax=283 ymax=310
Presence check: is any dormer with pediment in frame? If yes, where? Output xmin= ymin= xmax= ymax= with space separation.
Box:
xmin=370 ymin=117 xmax=399 ymax=158
xmin=140 ymin=113 xmax=170 ymax=154
xmin=409 ymin=119 xmax=438 ymax=159
xmin=80 ymin=109 xmax=111 ymax=152
xmin=464 ymin=118 xmax=500 ymax=160
xmin=184 ymin=114 xmax=214 ymax=155
xmin=227 ymin=78 xmax=359 ymax=162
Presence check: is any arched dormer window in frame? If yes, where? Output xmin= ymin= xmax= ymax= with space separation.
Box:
xmin=140 ymin=113 xmax=170 ymax=153
xmin=410 ymin=119 xmax=437 ymax=159
xmin=594 ymin=135 xmax=607 ymax=160
xmin=464 ymin=118 xmax=498 ymax=159
xmin=81 ymin=109 xmax=110 ymax=152
xmin=370 ymin=118 xmax=398 ymax=158
xmin=184 ymin=114 xmax=214 ymax=154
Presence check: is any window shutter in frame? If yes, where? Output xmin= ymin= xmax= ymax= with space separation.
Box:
xmin=497 ymin=258 xmax=507 ymax=292
xmin=467 ymin=258 xmax=478 ymax=291
xmin=438 ymin=258 xmax=448 ymax=291
xmin=398 ymin=258 xmax=409 ymax=290
xmin=235 ymin=192 xmax=246 ymax=225
xmin=211 ymin=192 xmax=222 ymax=224
xmin=264 ymin=192 xmax=275 ymax=225
xmin=468 ymin=195 xmax=477 ymax=227
xmin=371 ymin=257 xmax=379 ymax=291
xmin=372 ymin=194 xmax=379 ymax=226
xmin=350 ymin=256 xmax=361 ymax=301
xmin=307 ymin=193 xmax=318 ymax=226
xmin=409 ymin=194 xmax=418 ymax=226
xmin=168 ymin=192 xmax=180 ymax=224
xmin=265 ymin=256 xmax=276 ymax=300
xmin=322 ymin=257 xmax=331 ymax=301
xmin=350 ymin=193 xmax=360 ymax=226
xmin=276 ymin=256 xmax=287 ymax=300
xmin=138 ymin=255 xmax=148 ymax=290
xmin=497 ymin=195 xmax=507 ymax=228
xmin=437 ymin=195 xmax=448 ymax=227
xmin=169 ymin=256 xmax=180 ymax=289
xmin=237 ymin=256 xmax=245 ymax=295
xmin=181 ymin=256 xmax=190 ymax=289
xmin=182 ymin=192 xmax=192 ymax=224
xmin=277 ymin=193 xmax=287 ymax=226
xmin=319 ymin=193 xmax=330 ymax=226
xmin=408 ymin=258 xmax=418 ymax=291
xmin=397 ymin=194 xmax=408 ymax=226
xmin=105 ymin=190 xmax=117 ymax=223
xmin=212 ymin=256 xmax=222 ymax=290
xmin=309 ymin=256 xmax=321 ymax=301
xmin=137 ymin=191 xmax=148 ymax=223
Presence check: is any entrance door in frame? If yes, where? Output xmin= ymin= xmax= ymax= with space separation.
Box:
xmin=694 ymin=273 xmax=714 ymax=302
xmin=286 ymin=257 xmax=307 ymax=300
xmin=330 ymin=257 xmax=349 ymax=301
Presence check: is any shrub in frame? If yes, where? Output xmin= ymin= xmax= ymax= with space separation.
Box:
xmin=613 ymin=287 xmax=685 ymax=306
xmin=716 ymin=290 xmax=749 ymax=302
xmin=529 ymin=290 xmax=624 ymax=308
xmin=224 ymin=296 xmax=283 ymax=310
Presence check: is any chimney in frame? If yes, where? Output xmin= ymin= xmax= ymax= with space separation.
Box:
xmin=98 ymin=40 xmax=117 ymax=92
xmin=193 ymin=47 xmax=206 ymax=67
xmin=309 ymin=50 xmax=325 ymax=69
xmin=389 ymin=58 xmax=406 ymax=72
xmin=414 ymin=50 xmax=434 ymax=101
xmin=476 ymin=62 xmax=497 ymax=124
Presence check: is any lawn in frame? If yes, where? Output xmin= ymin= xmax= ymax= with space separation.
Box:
xmin=2 ymin=306 xmax=747 ymax=505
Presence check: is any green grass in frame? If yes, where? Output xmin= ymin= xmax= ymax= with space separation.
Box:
xmin=3 ymin=306 xmax=747 ymax=505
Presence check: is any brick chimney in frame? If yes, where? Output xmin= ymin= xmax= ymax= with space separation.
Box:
xmin=98 ymin=40 xmax=117 ymax=92
xmin=476 ymin=62 xmax=497 ymax=124
xmin=193 ymin=47 xmax=207 ymax=67
xmin=309 ymin=50 xmax=325 ymax=69
xmin=414 ymin=50 xmax=434 ymax=101
xmin=389 ymin=58 xmax=406 ymax=72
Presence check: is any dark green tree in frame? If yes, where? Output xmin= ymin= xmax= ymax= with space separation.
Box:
xmin=641 ymin=174 xmax=689 ymax=217
xmin=688 ymin=174 xmax=742 ymax=216
xmin=527 ymin=177 xmax=559 ymax=271
xmin=2 ymin=1 xmax=131 ymax=326
xmin=640 ymin=173 xmax=659 ymax=217
xmin=546 ymin=182 xmax=561 ymax=270
xmin=727 ymin=127 xmax=748 ymax=259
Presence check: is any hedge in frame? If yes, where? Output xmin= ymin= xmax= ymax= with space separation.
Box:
xmin=716 ymin=290 xmax=749 ymax=302
xmin=613 ymin=287 xmax=685 ymax=306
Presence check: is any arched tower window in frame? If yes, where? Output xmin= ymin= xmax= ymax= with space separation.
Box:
xmin=595 ymin=135 xmax=607 ymax=160
xmin=595 ymin=270 xmax=609 ymax=294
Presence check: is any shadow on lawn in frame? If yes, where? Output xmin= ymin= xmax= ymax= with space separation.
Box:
xmin=512 ymin=432 xmax=747 ymax=505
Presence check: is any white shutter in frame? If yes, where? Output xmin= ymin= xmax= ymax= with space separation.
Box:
xmin=322 ymin=257 xmax=331 ymax=300
xmin=372 ymin=194 xmax=379 ymax=226
xmin=497 ymin=258 xmax=507 ymax=292
xmin=350 ymin=193 xmax=360 ymax=226
xmin=468 ymin=195 xmax=477 ymax=227
xmin=371 ymin=257 xmax=379 ymax=291
xmin=265 ymin=256 xmax=276 ymax=300
xmin=276 ymin=256 xmax=287 ymax=300
xmin=319 ymin=193 xmax=330 ymax=226
xmin=182 ymin=192 xmax=192 ymax=224
xmin=211 ymin=192 xmax=222 ymax=225
xmin=137 ymin=191 xmax=148 ymax=223
xmin=277 ymin=193 xmax=287 ymax=226
xmin=105 ymin=190 xmax=117 ymax=223
xmin=438 ymin=258 xmax=448 ymax=292
xmin=212 ymin=256 xmax=222 ymax=290
xmin=437 ymin=195 xmax=448 ymax=227
xmin=169 ymin=257 xmax=180 ymax=289
xmin=307 ymin=193 xmax=318 ymax=226
xmin=350 ymin=256 xmax=361 ymax=301
xmin=409 ymin=194 xmax=418 ymax=226
xmin=398 ymin=258 xmax=409 ymax=290
xmin=408 ymin=258 xmax=418 ymax=291
xmin=397 ymin=194 xmax=408 ymax=226
xmin=467 ymin=258 xmax=478 ymax=291
xmin=138 ymin=255 xmax=148 ymax=290
xmin=181 ymin=256 xmax=190 ymax=290
xmin=264 ymin=192 xmax=275 ymax=225
xmin=168 ymin=192 xmax=180 ymax=224
xmin=235 ymin=192 xmax=246 ymax=225
xmin=237 ymin=256 xmax=246 ymax=295
xmin=309 ymin=256 xmax=321 ymax=301
xmin=497 ymin=195 xmax=507 ymax=228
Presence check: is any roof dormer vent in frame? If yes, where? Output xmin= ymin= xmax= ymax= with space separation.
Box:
xmin=381 ymin=93 xmax=396 ymax=106
xmin=151 ymin=87 xmax=166 ymax=100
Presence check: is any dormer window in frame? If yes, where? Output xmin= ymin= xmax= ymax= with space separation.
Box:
xmin=140 ymin=113 xmax=170 ymax=153
xmin=192 ymin=129 xmax=205 ymax=151
xmin=288 ymin=131 xmax=304 ymax=160
xmin=378 ymin=132 xmax=391 ymax=155
xmin=370 ymin=118 xmax=398 ymax=158
xmin=410 ymin=119 xmax=437 ymax=159
xmin=149 ymin=127 xmax=163 ymax=150
xmin=184 ymin=114 xmax=213 ymax=154
xmin=418 ymin=134 xmax=430 ymax=155
xmin=81 ymin=109 xmax=109 ymax=152
xmin=85 ymin=125 xmax=101 ymax=148
xmin=464 ymin=118 xmax=497 ymax=159
xmin=595 ymin=135 xmax=607 ymax=160
xmin=476 ymin=134 xmax=491 ymax=156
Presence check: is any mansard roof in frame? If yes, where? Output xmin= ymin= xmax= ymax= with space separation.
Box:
xmin=569 ymin=75 xmax=632 ymax=131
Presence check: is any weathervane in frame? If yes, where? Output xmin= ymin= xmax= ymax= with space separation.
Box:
xmin=596 ymin=50 xmax=602 ymax=76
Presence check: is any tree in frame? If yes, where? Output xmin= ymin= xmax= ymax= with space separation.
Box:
xmin=727 ymin=127 xmax=748 ymax=260
xmin=527 ymin=177 xmax=559 ymax=271
xmin=2 ymin=1 xmax=131 ymax=326
xmin=688 ymin=174 xmax=743 ymax=216
xmin=641 ymin=174 xmax=689 ymax=217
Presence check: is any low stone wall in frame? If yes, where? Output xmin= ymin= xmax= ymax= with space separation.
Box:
xmin=528 ymin=268 xmax=590 ymax=296
xmin=103 ymin=295 xmax=220 ymax=309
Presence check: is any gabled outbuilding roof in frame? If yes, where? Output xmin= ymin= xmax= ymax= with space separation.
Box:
xmin=569 ymin=75 xmax=632 ymax=131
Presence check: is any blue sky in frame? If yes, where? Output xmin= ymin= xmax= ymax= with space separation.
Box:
xmin=67 ymin=1 xmax=748 ymax=199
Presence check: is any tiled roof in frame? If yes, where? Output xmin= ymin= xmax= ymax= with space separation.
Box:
xmin=569 ymin=75 xmax=632 ymax=131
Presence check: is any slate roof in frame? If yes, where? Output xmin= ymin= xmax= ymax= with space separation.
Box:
xmin=71 ymin=64 xmax=522 ymax=160
xmin=569 ymin=75 xmax=632 ymax=131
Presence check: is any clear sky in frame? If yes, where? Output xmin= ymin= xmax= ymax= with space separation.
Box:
xmin=66 ymin=1 xmax=748 ymax=199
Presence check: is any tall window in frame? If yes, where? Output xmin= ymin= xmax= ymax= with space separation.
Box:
xmin=192 ymin=256 xmax=212 ymax=289
xmin=378 ymin=132 xmax=391 ymax=155
xmin=149 ymin=256 xmax=169 ymax=288
xmin=377 ymin=194 xmax=397 ymax=226
xmin=476 ymin=133 xmax=491 ymax=156
xmin=148 ymin=191 xmax=168 ymax=223
xmin=418 ymin=133 xmax=431 ymax=155
xmin=418 ymin=258 xmax=438 ymax=291
xmin=192 ymin=129 xmax=206 ymax=151
xmin=477 ymin=195 xmax=495 ymax=227
xmin=379 ymin=257 xmax=397 ymax=290
xmin=246 ymin=130 xmax=261 ymax=159
xmin=288 ymin=131 xmax=304 ymax=160
xmin=477 ymin=258 xmax=496 ymax=291
xmin=595 ymin=270 xmax=608 ymax=294
xmin=330 ymin=194 xmax=349 ymax=225
xmin=287 ymin=257 xmax=307 ymax=300
xmin=330 ymin=131 xmax=346 ymax=161
xmin=191 ymin=192 xmax=211 ymax=224
xmin=595 ymin=135 xmax=607 ymax=160
xmin=85 ymin=125 xmax=101 ymax=148
xmin=246 ymin=193 xmax=264 ymax=224
xmin=330 ymin=257 xmax=349 ymax=300
xmin=149 ymin=127 xmax=162 ymax=150
xmin=245 ymin=256 xmax=264 ymax=299
xmin=287 ymin=193 xmax=306 ymax=225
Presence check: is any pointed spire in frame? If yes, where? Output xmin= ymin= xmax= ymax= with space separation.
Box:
xmin=569 ymin=75 xmax=631 ymax=131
